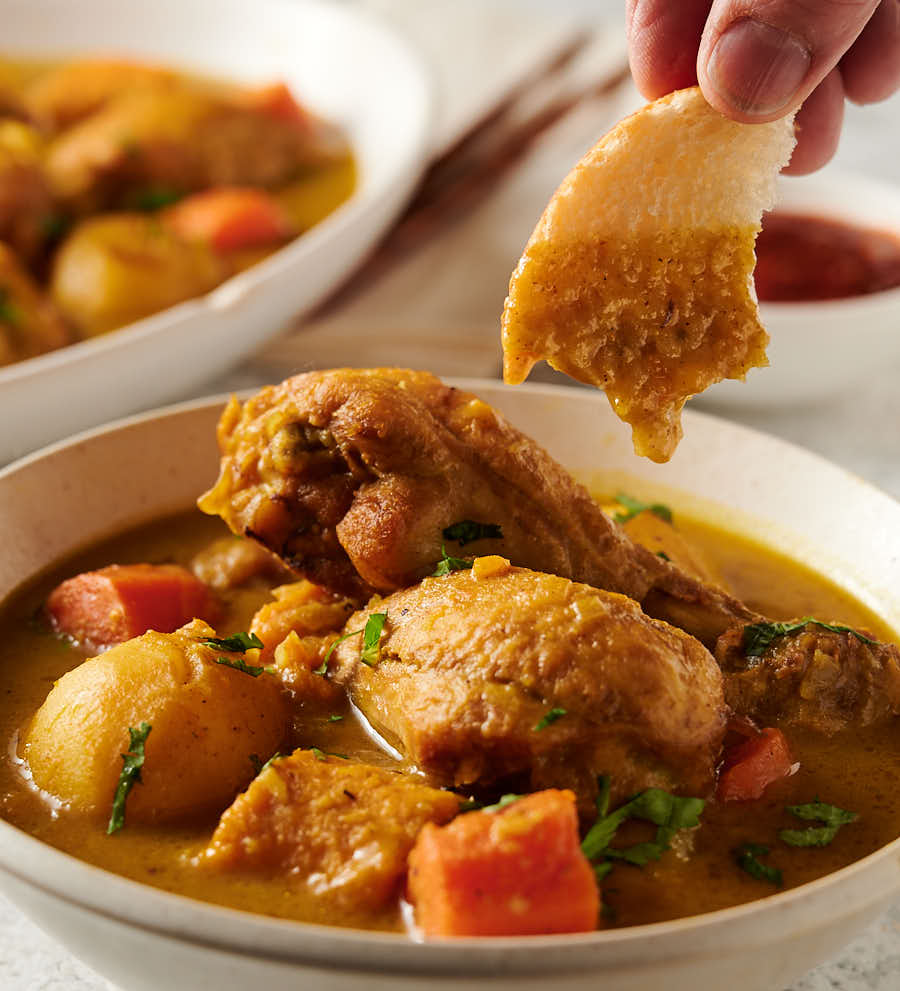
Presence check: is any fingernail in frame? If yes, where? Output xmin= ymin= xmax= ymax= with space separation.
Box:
xmin=707 ymin=18 xmax=811 ymax=116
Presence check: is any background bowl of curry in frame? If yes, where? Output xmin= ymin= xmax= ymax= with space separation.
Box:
xmin=699 ymin=169 xmax=900 ymax=408
xmin=0 ymin=0 xmax=431 ymax=464
xmin=1 ymin=379 xmax=899 ymax=990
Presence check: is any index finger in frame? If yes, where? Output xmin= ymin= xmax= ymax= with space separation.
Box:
xmin=626 ymin=0 xmax=712 ymax=98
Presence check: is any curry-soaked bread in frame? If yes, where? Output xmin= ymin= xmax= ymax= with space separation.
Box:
xmin=716 ymin=621 xmax=900 ymax=734
xmin=199 ymin=368 xmax=756 ymax=646
xmin=328 ymin=560 xmax=727 ymax=814
xmin=201 ymin=750 xmax=460 ymax=910
xmin=502 ymin=87 xmax=796 ymax=462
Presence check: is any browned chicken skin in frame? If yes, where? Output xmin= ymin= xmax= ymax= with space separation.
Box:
xmin=326 ymin=561 xmax=727 ymax=811
xmin=0 ymin=123 xmax=57 ymax=264
xmin=46 ymin=87 xmax=343 ymax=213
xmin=716 ymin=622 xmax=900 ymax=733
xmin=198 ymin=368 xmax=756 ymax=647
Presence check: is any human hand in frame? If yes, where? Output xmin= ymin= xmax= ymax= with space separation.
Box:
xmin=626 ymin=1 xmax=900 ymax=173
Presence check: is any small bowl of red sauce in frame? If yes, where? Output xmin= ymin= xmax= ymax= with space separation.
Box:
xmin=700 ymin=170 xmax=900 ymax=407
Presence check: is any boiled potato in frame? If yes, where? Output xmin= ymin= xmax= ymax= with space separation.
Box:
xmin=23 ymin=620 xmax=289 ymax=824
xmin=50 ymin=213 xmax=228 ymax=336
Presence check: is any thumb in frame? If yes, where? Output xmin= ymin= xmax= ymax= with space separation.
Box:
xmin=697 ymin=0 xmax=880 ymax=121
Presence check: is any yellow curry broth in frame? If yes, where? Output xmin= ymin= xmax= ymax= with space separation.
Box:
xmin=0 ymin=508 xmax=898 ymax=931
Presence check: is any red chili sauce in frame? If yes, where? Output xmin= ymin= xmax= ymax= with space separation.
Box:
xmin=754 ymin=211 xmax=900 ymax=302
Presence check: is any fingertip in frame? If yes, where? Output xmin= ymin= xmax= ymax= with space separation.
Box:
xmin=840 ymin=0 xmax=900 ymax=105
xmin=782 ymin=69 xmax=846 ymax=175
xmin=627 ymin=0 xmax=709 ymax=99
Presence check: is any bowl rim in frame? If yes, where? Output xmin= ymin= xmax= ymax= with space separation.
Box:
xmin=1 ymin=379 xmax=900 ymax=975
xmin=0 ymin=0 xmax=433 ymax=388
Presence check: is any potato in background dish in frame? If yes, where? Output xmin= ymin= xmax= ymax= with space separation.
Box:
xmin=50 ymin=213 xmax=228 ymax=336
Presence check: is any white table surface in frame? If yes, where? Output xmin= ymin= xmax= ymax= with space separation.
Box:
xmin=3 ymin=1 xmax=900 ymax=988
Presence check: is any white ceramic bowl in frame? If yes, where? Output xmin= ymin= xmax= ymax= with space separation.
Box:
xmin=0 ymin=0 xmax=431 ymax=464
xmin=698 ymin=170 xmax=900 ymax=408
xmin=1 ymin=379 xmax=899 ymax=991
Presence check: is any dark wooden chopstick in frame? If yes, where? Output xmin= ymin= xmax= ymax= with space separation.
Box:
xmin=308 ymin=35 xmax=631 ymax=315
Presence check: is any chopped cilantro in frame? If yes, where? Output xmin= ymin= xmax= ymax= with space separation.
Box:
xmin=533 ymin=707 xmax=567 ymax=731
xmin=214 ymin=655 xmax=269 ymax=677
xmin=612 ymin=492 xmax=673 ymax=525
xmin=310 ymin=747 xmax=348 ymax=762
xmin=442 ymin=520 xmax=504 ymax=546
xmin=0 ymin=287 xmax=21 ymax=327
xmin=360 ymin=613 xmax=387 ymax=666
xmin=250 ymin=752 xmax=285 ymax=774
xmin=327 ymin=714 xmax=344 ymax=723
xmin=595 ymin=774 xmax=612 ymax=818
xmin=198 ymin=632 xmax=263 ymax=652
xmin=593 ymin=861 xmax=615 ymax=882
xmin=40 ymin=213 xmax=70 ymax=240
xmin=132 ymin=186 xmax=183 ymax=211
xmin=581 ymin=783 xmax=705 ymax=869
xmin=779 ymin=800 xmax=857 ymax=848
xmin=251 ymin=752 xmax=284 ymax=774
xmin=314 ymin=613 xmax=387 ymax=674
xmin=431 ymin=544 xmax=474 ymax=576
xmin=315 ymin=629 xmax=360 ymax=676
xmin=107 ymin=722 xmax=152 ymax=835
xmin=735 ymin=843 xmax=782 ymax=885
xmin=742 ymin=618 xmax=876 ymax=658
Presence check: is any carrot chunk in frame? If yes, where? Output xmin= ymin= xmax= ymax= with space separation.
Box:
xmin=241 ymin=82 xmax=312 ymax=126
xmin=717 ymin=727 xmax=795 ymax=802
xmin=163 ymin=188 xmax=294 ymax=253
xmin=46 ymin=563 xmax=218 ymax=649
xmin=407 ymin=789 xmax=599 ymax=937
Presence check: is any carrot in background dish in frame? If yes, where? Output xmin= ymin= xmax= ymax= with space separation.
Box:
xmin=47 ymin=563 xmax=218 ymax=650
xmin=163 ymin=188 xmax=294 ymax=253
xmin=241 ymin=82 xmax=312 ymax=126
xmin=717 ymin=727 xmax=795 ymax=802
xmin=407 ymin=789 xmax=599 ymax=937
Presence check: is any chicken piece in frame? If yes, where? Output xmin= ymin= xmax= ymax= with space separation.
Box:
xmin=326 ymin=560 xmax=727 ymax=811
xmin=0 ymin=120 xmax=57 ymax=263
xmin=23 ymin=620 xmax=290 ymax=823
xmin=200 ymin=749 xmax=460 ymax=913
xmin=50 ymin=213 xmax=228 ymax=336
xmin=0 ymin=242 xmax=70 ymax=367
xmin=23 ymin=58 xmax=177 ymax=132
xmin=198 ymin=368 xmax=756 ymax=646
xmin=46 ymin=87 xmax=346 ymax=213
xmin=716 ymin=620 xmax=900 ymax=733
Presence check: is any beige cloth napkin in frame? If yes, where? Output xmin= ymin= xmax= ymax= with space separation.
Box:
xmin=244 ymin=1 xmax=635 ymax=384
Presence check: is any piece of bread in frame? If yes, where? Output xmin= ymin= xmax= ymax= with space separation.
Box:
xmin=501 ymin=86 xmax=796 ymax=462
